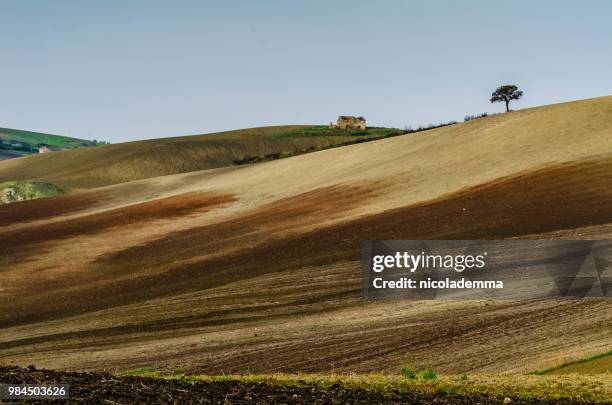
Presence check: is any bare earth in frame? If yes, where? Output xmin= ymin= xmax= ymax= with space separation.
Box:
xmin=0 ymin=96 xmax=611 ymax=376
xmin=4 ymin=366 xmax=610 ymax=404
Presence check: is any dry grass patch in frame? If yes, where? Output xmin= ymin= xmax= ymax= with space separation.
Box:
xmin=125 ymin=370 xmax=612 ymax=404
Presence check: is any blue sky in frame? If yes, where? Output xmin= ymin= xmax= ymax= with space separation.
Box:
xmin=1 ymin=1 xmax=611 ymax=143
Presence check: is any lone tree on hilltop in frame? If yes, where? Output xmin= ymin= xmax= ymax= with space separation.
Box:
xmin=490 ymin=85 xmax=523 ymax=112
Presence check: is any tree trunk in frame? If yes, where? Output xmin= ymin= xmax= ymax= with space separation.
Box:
xmin=505 ymin=100 xmax=510 ymax=112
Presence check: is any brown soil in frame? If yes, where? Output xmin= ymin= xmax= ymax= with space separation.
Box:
xmin=78 ymin=156 xmax=611 ymax=317
xmin=0 ymin=157 xmax=610 ymax=375
xmin=0 ymin=366 xmax=595 ymax=405
xmin=0 ymin=190 xmax=105 ymax=227
xmin=0 ymin=191 xmax=235 ymax=269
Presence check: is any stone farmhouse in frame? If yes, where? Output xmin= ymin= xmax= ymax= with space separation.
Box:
xmin=333 ymin=116 xmax=366 ymax=130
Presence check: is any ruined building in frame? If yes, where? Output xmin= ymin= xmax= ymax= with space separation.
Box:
xmin=334 ymin=116 xmax=366 ymax=130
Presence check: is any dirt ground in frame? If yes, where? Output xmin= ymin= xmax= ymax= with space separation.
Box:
xmin=0 ymin=366 xmax=604 ymax=405
xmin=1 ymin=158 xmax=610 ymax=375
xmin=0 ymin=97 xmax=611 ymax=376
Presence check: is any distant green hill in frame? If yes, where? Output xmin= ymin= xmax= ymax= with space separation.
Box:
xmin=0 ymin=127 xmax=95 ymax=159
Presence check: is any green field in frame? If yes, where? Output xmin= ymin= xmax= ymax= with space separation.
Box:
xmin=271 ymin=125 xmax=406 ymax=138
xmin=0 ymin=127 xmax=95 ymax=150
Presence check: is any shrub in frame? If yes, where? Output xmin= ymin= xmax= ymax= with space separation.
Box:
xmin=419 ymin=366 xmax=437 ymax=380
xmin=399 ymin=364 xmax=417 ymax=379
xmin=403 ymin=121 xmax=456 ymax=134
xmin=464 ymin=112 xmax=490 ymax=122
xmin=0 ymin=180 xmax=64 ymax=204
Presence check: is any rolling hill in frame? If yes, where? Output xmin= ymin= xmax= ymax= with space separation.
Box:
xmin=0 ymin=96 xmax=610 ymax=378
xmin=0 ymin=127 xmax=95 ymax=160
xmin=0 ymin=126 xmax=404 ymax=190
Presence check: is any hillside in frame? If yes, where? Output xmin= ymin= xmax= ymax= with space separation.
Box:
xmin=0 ymin=126 xmax=404 ymax=189
xmin=0 ymin=127 xmax=95 ymax=160
xmin=0 ymin=96 xmax=610 ymax=377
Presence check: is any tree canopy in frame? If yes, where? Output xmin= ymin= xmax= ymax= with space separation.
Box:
xmin=491 ymin=85 xmax=523 ymax=112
